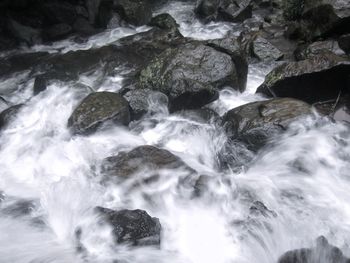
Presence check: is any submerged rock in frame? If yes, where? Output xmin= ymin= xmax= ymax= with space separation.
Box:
xmin=222 ymin=98 xmax=313 ymax=150
xmin=102 ymin=145 xmax=191 ymax=178
xmin=256 ymin=53 xmax=350 ymax=104
xmin=96 ymin=207 xmax=161 ymax=246
xmin=124 ymin=89 xmax=169 ymax=120
xmin=137 ymin=42 xmax=245 ymax=111
xmin=278 ymin=236 xmax=350 ymax=263
xmin=68 ymin=92 xmax=130 ymax=135
xmin=0 ymin=104 xmax=23 ymax=130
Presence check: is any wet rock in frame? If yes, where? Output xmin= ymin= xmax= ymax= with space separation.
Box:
xmin=42 ymin=1 xmax=78 ymax=26
xmin=256 ymin=53 xmax=350 ymax=104
xmin=251 ymin=36 xmax=284 ymax=61
xmin=68 ymin=92 xmax=130 ymax=135
xmin=102 ymin=145 xmax=190 ymax=178
xmin=0 ymin=97 xmax=9 ymax=112
xmin=124 ymin=89 xmax=168 ymax=120
xmin=0 ymin=104 xmax=23 ymax=130
xmin=195 ymin=0 xmax=220 ymax=22
xmin=222 ymin=98 xmax=313 ymax=150
xmin=148 ymin=13 xmax=179 ymax=30
xmin=97 ymin=0 xmax=152 ymax=27
xmin=72 ymin=17 xmax=98 ymax=37
xmin=137 ymin=42 xmax=245 ymax=112
xmin=1 ymin=200 xmax=36 ymax=217
xmin=294 ymin=40 xmax=345 ymax=61
xmin=206 ymin=37 xmax=248 ymax=89
xmin=339 ymin=34 xmax=350 ymax=54
xmin=175 ymin=108 xmax=221 ymax=124
xmin=43 ymin=23 xmax=72 ymax=42
xmin=195 ymin=0 xmax=252 ymax=23
xmin=218 ymin=0 xmax=253 ymax=23
xmin=96 ymin=207 xmax=161 ymax=246
xmin=278 ymin=236 xmax=350 ymax=263
xmin=249 ymin=201 xmax=277 ymax=217
xmin=7 ymin=19 xmax=41 ymax=46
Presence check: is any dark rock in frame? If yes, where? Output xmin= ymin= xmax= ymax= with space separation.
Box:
xmin=96 ymin=207 xmax=161 ymax=246
xmin=256 ymin=53 xmax=350 ymax=104
xmin=195 ymin=0 xmax=220 ymax=21
xmin=0 ymin=97 xmax=9 ymax=112
xmin=251 ymin=36 xmax=283 ymax=61
xmin=148 ymin=13 xmax=179 ymax=30
xmin=114 ymin=0 xmax=152 ymax=26
xmin=218 ymin=0 xmax=253 ymax=23
xmin=222 ymin=98 xmax=313 ymax=150
xmin=102 ymin=145 xmax=190 ymax=178
xmin=42 ymin=2 xmax=78 ymax=25
xmin=294 ymin=40 xmax=345 ymax=61
xmin=86 ymin=0 xmax=102 ymax=24
xmin=124 ymin=89 xmax=169 ymax=120
xmin=278 ymin=236 xmax=350 ymax=263
xmin=0 ymin=104 xmax=23 ymax=130
xmin=195 ymin=0 xmax=252 ymax=23
xmin=137 ymin=42 xmax=246 ymax=112
xmin=73 ymin=17 xmax=98 ymax=37
xmin=43 ymin=23 xmax=72 ymax=42
xmin=7 ymin=19 xmax=41 ymax=46
xmin=1 ymin=200 xmax=36 ymax=217
xmin=68 ymin=92 xmax=130 ymax=135
xmin=249 ymin=201 xmax=277 ymax=217
xmin=339 ymin=34 xmax=350 ymax=54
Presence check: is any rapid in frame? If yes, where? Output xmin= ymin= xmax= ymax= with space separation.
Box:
xmin=1 ymin=1 xmax=350 ymax=263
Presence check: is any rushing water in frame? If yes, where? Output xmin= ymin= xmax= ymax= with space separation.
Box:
xmin=1 ymin=1 xmax=350 ymax=263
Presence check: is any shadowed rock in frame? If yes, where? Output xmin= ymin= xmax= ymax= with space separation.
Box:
xmin=256 ymin=53 xmax=350 ymax=104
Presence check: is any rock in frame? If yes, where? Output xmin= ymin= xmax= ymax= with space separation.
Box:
xmin=281 ymin=0 xmax=305 ymax=21
xmin=251 ymin=36 xmax=284 ymax=61
xmin=7 ymin=19 xmax=41 ymax=46
xmin=124 ymin=89 xmax=168 ymax=120
xmin=0 ymin=104 xmax=23 ymax=130
xmin=72 ymin=17 xmax=98 ymax=37
xmin=256 ymin=53 xmax=350 ymax=104
xmin=148 ymin=13 xmax=179 ymax=30
xmin=42 ymin=2 xmax=78 ymax=25
xmin=278 ymin=236 xmax=350 ymax=263
xmin=86 ymin=0 xmax=102 ymax=24
xmin=68 ymin=92 xmax=130 ymax=135
xmin=339 ymin=34 xmax=350 ymax=54
xmin=137 ymin=42 xmax=246 ymax=112
xmin=102 ymin=145 xmax=190 ymax=178
xmin=206 ymin=37 xmax=248 ymax=89
xmin=98 ymin=0 xmax=152 ymax=27
xmin=175 ymin=108 xmax=221 ymax=124
xmin=43 ymin=23 xmax=72 ymax=42
xmin=294 ymin=40 xmax=345 ymax=60
xmin=96 ymin=207 xmax=161 ymax=246
xmin=195 ymin=0 xmax=252 ymax=23
xmin=218 ymin=0 xmax=253 ymax=23
xmin=0 ymin=97 xmax=9 ymax=112
xmin=222 ymin=98 xmax=313 ymax=150
xmin=195 ymin=0 xmax=220 ymax=22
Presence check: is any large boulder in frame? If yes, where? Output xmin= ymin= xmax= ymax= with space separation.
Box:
xmin=102 ymin=145 xmax=192 ymax=178
xmin=278 ymin=236 xmax=350 ymax=263
xmin=96 ymin=207 xmax=161 ymax=246
xmin=68 ymin=92 xmax=130 ymax=135
xmin=256 ymin=53 xmax=350 ymax=104
xmin=137 ymin=42 xmax=246 ymax=112
xmin=222 ymin=98 xmax=313 ymax=150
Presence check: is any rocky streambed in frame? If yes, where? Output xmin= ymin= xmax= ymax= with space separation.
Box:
xmin=0 ymin=0 xmax=350 ymax=262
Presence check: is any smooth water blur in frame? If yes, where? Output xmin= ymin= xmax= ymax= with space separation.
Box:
xmin=1 ymin=1 xmax=350 ymax=263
